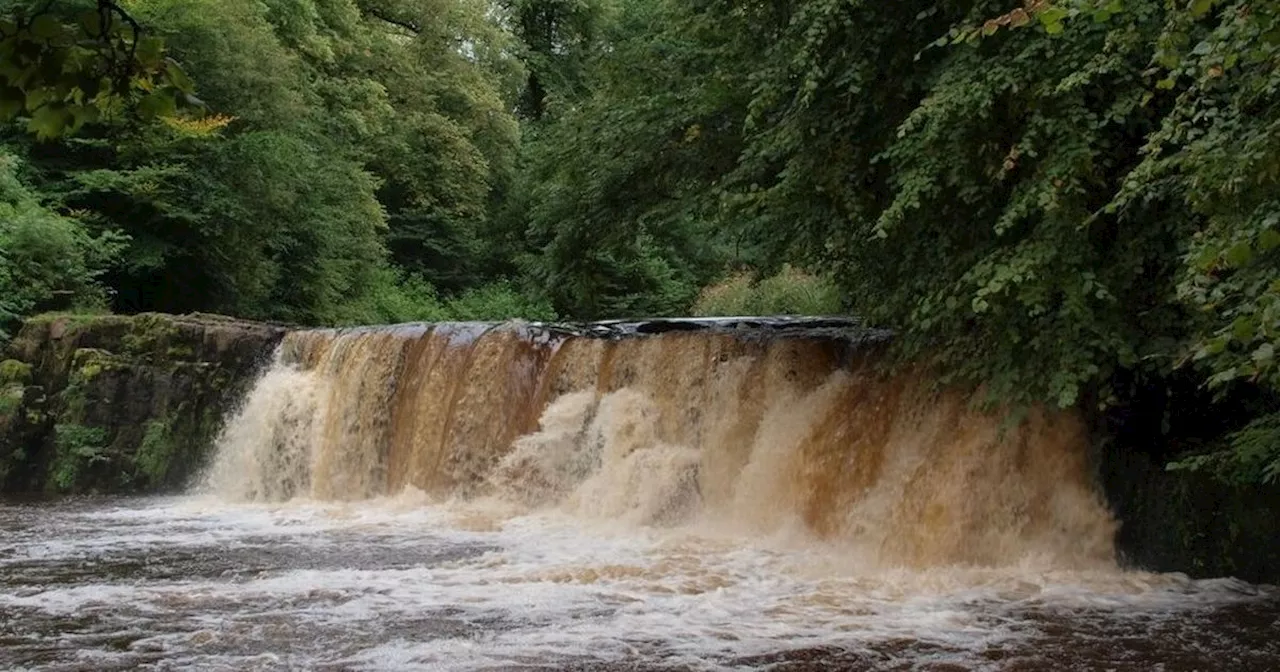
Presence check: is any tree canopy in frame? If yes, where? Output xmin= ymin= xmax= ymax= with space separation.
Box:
xmin=2 ymin=0 xmax=1279 ymax=483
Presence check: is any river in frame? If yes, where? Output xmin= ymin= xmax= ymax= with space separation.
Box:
xmin=1 ymin=494 xmax=1276 ymax=671
xmin=4 ymin=323 xmax=1279 ymax=670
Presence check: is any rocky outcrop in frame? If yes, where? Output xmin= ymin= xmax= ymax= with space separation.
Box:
xmin=0 ymin=313 xmax=285 ymax=494
xmin=1101 ymin=449 xmax=1280 ymax=583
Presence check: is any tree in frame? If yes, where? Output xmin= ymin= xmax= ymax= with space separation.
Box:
xmin=0 ymin=0 xmax=197 ymax=138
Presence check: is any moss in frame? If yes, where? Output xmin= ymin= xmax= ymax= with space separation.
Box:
xmin=121 ymin=313 xmax=181 ymax=358
xmin=24 ymin=311 xmax=112 ymax=327
xmin=0 ymin=360 xmax=32 ymax=385
xmin=134 ymin=417 xmax=177 ymax=485
xmin=48 ymin=423 xmax=109 ymax=493
xmin=69 ymin=348 xmax=124 ymax=386
xmin=0 ymin=384 xmax=22 ymax=416
xmin=60 ymin=351 xmax=115 ymax=421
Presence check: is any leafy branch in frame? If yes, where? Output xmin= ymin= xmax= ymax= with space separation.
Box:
xmin=0 ymin=0 xmax=200 ymax=138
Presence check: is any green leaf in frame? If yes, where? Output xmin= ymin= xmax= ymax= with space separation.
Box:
xmin=1194 ymin=245 xmax=1220 ymax=271
xmin=30 ymin=15 xmax=63 ymax=41
xmin=1233 ymin=316 xmax=1255 ymax=343
xmin=1189 ymin=0 xmax=1214 ymax=19
xmin=136 ymin=37 xmax=165 ymax=69
xmin=1038 ymin=6 xmax=1069 ymax=35
xmin=164 ymin=60 xmax=194 ymax=94
xmin=1259 ymin=229 xmax=1280 ymax=251
xmin=27 ymin=103 xmax=70 ymax=139
xmin=24 ymin=86 xmax=56 ymax=112
xmin=136 ymin=90 xmax=176 ymax=119
xmin=67 ymin=104 xmax=99 ymax=132
xmin=1208 ymin=367 xmax=1240 ymax=387
xmin=1253 ymin=343 xmax=1275 ymax=365
xmin=1224 ymin=241 xmax=1254 ymax=268
xmin=78 ymin=11 xmax=102 ymax=37
xmin=1057 ymin=383 xmax=1079 ymax=407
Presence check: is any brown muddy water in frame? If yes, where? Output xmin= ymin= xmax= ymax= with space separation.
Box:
xmin=0 ymin=495 xmax=1276 ymax=671
xmin=4 ymin=323 xmax=1279 ymax=670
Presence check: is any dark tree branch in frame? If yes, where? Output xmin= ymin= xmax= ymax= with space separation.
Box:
xmin=362 ymin=5 xmax=422 ymax=34
xmin=95 ymin=0 xmax=144 ymax=91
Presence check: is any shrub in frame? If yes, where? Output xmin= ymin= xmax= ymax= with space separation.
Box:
xmin=0 ymin=153 xmax=122 ymax=342
xmin=692 ymin=266 xmax=842 ymax=317
xmin=446 ymin=281 xmax=558 ymax=321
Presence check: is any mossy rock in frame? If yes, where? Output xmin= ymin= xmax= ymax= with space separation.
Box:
xmin=134 ymin=417 xmax=178 ymax=486
xmin=2 ymin=311 xmax=286 ymax=495
xmin=121 ymin=313 xmax=183 ymax=360
xmin=70 ymin=348 xmax=126 ymax=383
xmin=46 ymin=423 xmax=111 ymax=494
xmin=0 ymin=383 xmax=23 ymax=420
xmin=0 ymin=360 xmax=32 ymax=385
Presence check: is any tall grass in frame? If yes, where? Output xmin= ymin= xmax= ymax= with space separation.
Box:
xmin=691 ymin=265 xmax=842 ymax=317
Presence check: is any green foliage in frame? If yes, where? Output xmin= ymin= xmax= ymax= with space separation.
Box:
xmin=134 ymin=416 xmax=174 ymax=484
xmin=0 ymin=359 xmax=31 ymax=385
xmin=693 ymin=266 xmax=842 ymax=317
xmin=502 ymin=0 xmax=758 ymax=318
xmin=0 ymin=382 xmax=21 ymax=417
xmin=499 ymin=0 xmax=611 ymax=119
xmin=0 ymin=150 xmax=120 ymax=340
xmin=1169 ymin=412 xmax=1280 ymax=485
xmin=0 ymin=0 xmax=199 ymax=139
xmin=326 ymin=265 xmax=451 ymax=325
xmin=328 ymin=270 xmax=556 ymax=324
xmin=49 ymin=421 xmax=107 ymax=491
xmin=445 ymin=281 xmax=557 ymax=321
xmin=1 ymin=0 xmax=532 ymax=327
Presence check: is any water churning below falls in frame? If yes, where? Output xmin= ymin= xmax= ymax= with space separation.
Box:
xmin=3 ymin=320 xmax=1279 ymax=670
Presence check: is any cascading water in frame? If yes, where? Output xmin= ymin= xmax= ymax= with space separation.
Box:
xmin=3 ymin=320 xmax=1277 ymax=671
xmin=199 ymin=322 xmax=1116 ymax=569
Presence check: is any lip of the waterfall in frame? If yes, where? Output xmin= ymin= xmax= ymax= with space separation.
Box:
xmin=287 ymin=316 xmax=895 ymax=344
xmin=580 ymin=316 xmax=893 ymax=341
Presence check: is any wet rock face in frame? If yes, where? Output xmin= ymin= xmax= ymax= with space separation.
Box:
xmin=0 ymin=313 xmax=286 ymax=495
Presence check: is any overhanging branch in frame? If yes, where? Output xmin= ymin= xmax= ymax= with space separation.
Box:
xmin=363 ymin=5 xmax=422 ymax=34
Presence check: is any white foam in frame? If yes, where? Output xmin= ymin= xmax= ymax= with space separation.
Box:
xmin=2 ymin=497 xmax=1270 ymax=671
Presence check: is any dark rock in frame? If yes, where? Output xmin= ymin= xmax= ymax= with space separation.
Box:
xmin=0 ymin=313 xmax=285 ymax=495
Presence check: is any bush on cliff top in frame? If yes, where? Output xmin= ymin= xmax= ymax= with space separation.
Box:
xmin=693 ymin=267 xmax=842 ymax=318
xmin=0 ymin=153 xmax=121 ymax=342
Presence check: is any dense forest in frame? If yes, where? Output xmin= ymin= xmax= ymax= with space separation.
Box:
xmin=1 ymin=0 xmax=1278 ymax=485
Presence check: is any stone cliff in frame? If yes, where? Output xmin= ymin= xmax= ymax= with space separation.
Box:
xmin=0 ymin=313 xmax=285 ymax=494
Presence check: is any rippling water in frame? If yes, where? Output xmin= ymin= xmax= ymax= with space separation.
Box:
xmin=1 ymin=495 xmax=1277 ymax=671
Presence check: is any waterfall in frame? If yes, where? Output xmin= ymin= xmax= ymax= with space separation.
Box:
xmin=199 ymin=320 xmax=1117 ymax=570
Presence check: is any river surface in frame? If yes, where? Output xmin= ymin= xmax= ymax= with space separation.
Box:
xmin=1 ymin=495 xmax=1277 ymax=671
